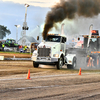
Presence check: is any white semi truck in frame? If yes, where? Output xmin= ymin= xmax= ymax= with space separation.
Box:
xmin=31 ymin=33 xmax=77 ymax=70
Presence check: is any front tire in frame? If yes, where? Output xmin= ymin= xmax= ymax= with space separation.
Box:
xmin=33 ymin=61 xmax=39 ymax=68
xmin=67 ymin=57 xmax=77 ymax=69
xmin=56 ymin=57 xmax=63 ymax=70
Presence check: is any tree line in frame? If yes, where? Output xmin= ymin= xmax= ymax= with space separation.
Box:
xmin=0 ymin=25 xmax=11 ymax=39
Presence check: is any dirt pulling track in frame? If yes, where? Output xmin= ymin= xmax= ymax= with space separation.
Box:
xmin=0 ymin=53 xmax=100 ymax=100
xmin=0 ymin=52 xmax=31 ymax=58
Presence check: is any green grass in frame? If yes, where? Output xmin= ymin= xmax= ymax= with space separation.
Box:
xmin=0 ymin=51 xmax=31 ymax=54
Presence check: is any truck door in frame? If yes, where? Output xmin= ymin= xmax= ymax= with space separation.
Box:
xmin=83 ymin=37 xmax=88 ymax=49
xmin=61 ymin=37 xmax=66 ymax=54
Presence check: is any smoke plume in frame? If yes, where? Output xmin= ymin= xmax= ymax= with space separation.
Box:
xmin=42 ymin=0 xmax=100 ymax=39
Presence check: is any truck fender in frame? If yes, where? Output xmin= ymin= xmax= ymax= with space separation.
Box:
xmin=31 ymin=50 xmax=37 ymax=61
xmin=65 ymin=54 xmax=76 ymax=65
xmin=59 ymin=51 xmax=65 ymax=57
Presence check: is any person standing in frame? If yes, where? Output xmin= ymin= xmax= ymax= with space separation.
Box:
xmin=23 ymin=46 xmax=27 ymax=53
xmin=2 ymin=43 xmax=5 ymax=51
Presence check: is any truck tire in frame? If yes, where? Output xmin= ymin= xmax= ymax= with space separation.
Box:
xmin=67 ymin=57 xmax=76 ymax=69
xmin=33 ymin=61 xmax=39 ymax=68
xmin=56 ymin=57 xmax=63 ymax=70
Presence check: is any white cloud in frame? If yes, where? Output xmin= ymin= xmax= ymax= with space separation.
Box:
xmin=2 ymin=0 xmax=60 ymax=7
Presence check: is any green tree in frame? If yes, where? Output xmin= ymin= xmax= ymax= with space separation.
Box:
xmin=0 ymin=25 xmax=11 ymax=39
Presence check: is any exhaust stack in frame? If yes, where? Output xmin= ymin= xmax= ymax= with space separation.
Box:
xmin=61 ymin=23 xmax=65 ymax=35
xmin=87 ymin=24 xmax=93 ymax=48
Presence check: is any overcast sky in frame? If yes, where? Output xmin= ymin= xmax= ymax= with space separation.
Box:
xmin=0 ymin=0 xmax=60 ymax=40
xmin=1 ymin=0 xmax=100 ymax=41
xmin=2 ymin=0 xmax=60 ymax=7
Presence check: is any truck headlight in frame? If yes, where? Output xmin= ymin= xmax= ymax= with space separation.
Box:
xmin=53 ymin=54 xmax=59 ymax=58
xmin=33 ymin=53 xmax=37 ymax=56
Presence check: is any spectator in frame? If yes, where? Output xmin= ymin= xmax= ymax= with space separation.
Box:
xmin=2 ymin=43 xmax=5 ymax=51
xmin=23 ymin=46 xmax=27 ymax=53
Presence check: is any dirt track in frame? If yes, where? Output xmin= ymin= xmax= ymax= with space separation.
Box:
xmin=0 ymin=53 xmax=100 ymax=100
xmin=0 ymin=52 xmax=31 ymax=58
xmin=0 ymin=60 xmax=100 ymax=100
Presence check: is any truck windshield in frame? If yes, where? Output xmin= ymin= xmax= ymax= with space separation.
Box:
xmin=89 ymin=38 xmax=98 ymax=51
xmin=46 ymin=36 xmax=61 ymax=42
xmin=6 ymin=39 xmax=16 ymax=43
xmin=91 ymin=38 xmax=97 ymax=42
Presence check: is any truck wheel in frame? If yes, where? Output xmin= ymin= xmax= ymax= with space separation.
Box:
xmin=67 ymin=57 xmax=76 ymax=69
xmin=56 ymin=57 xmax=63 ymax=70
xmin=33 ymin=61 xmax=39 ymax=68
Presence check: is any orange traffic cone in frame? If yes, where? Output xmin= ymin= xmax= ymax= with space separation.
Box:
xmin=78 ymin=68 xmax=81 ymax=75
xmin=13 ymin=54 xmax=15 ymax=58
xmin=26 ymin=69 xmax=31 ymax=79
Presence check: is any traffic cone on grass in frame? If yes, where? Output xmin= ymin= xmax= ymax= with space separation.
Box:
xmin=26 ymin=69 xmax=31 ymax=79
xmin=78 ymin=68 xmax=81 ymax=75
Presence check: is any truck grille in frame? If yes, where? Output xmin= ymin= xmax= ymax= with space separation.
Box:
xmin=38 ymin=48 xmax=51 ymax=57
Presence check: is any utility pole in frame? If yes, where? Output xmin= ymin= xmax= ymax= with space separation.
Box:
xmin=15 ymin=25 xmax=20 ymax=43
xmin=22 ymin=4 xmax=30 ymax=36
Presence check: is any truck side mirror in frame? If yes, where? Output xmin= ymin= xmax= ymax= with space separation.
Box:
xmin=37 ymin=36 xmax=39 ymax=40
xmin=62 ymin=38 xmax=66 ymax=43
xmin=78 ymin=37 xmax=80 ymax=41
xmin=65 ymin=38 xmax=67 ymax=42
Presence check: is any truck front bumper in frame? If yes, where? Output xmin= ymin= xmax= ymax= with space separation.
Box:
xmin=31 ymin=56 xmax=58 ymax=64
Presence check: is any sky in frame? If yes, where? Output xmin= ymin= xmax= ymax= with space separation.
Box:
xmin=2 ymin=0 xmax=60 ymax=7
xmin=0 ymin=0 xmax=60 ymax=40
xmin=1 ymin=0 xmax=100 ymax=42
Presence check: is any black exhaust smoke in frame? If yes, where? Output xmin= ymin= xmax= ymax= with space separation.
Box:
xmin=42 ymin=0 xmax=100 ymax=40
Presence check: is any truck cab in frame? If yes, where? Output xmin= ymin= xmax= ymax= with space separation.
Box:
xmin=82 ymin=30 xmax=100 ymax=67
xmin=31 ymin=34 xmax=67 ymax=69
xmin=83 ymin=30 xmax=100 ymax=51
